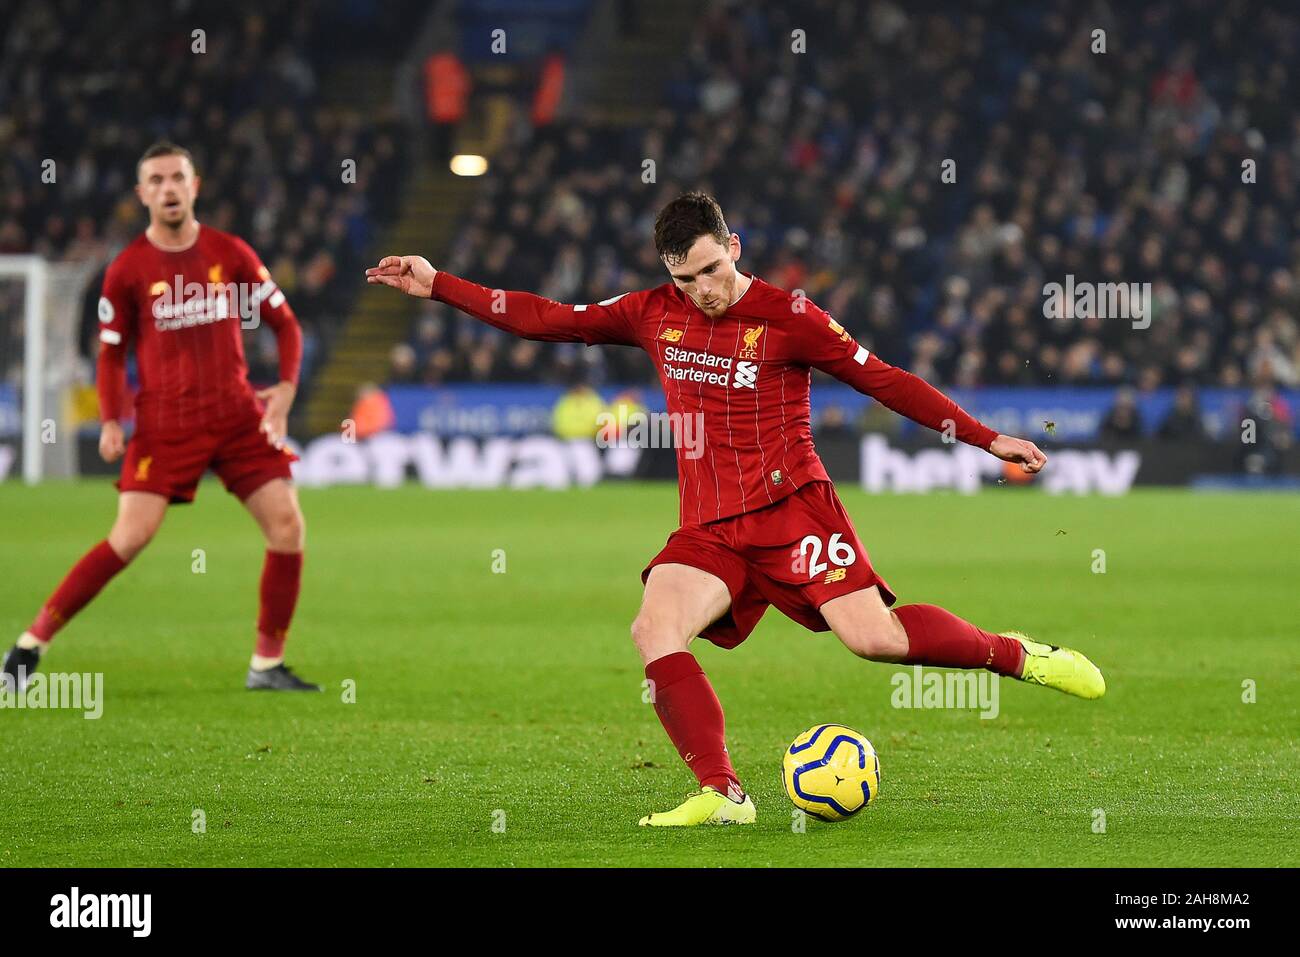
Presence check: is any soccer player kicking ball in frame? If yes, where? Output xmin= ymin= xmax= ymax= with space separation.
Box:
xmin=2 ymin=142 xmax=320 ymax=693
xmin=367 ymin=191 xmax=1104 ymax=826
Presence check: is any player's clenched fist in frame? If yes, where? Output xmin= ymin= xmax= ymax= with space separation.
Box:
xmin=99 ymin=420 xmax=126 ymax=463
xmin=365 ymin=255 xmax=437 ymax=298
xmin=989 ymin=434 xmax=1048 ymax=473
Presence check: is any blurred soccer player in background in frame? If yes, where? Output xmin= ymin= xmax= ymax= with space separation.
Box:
xmin=3 ymin=143 xmax=319 ymax=693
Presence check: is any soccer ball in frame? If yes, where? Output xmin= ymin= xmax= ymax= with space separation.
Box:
xmin=781 ymin=724 xmax=881 ymax=822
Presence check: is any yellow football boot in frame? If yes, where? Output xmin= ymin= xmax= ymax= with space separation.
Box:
xmin=638 ymin=786 xmax=756 ymax=827
xmin=1005 ymin=631 xmax=1106 ymax=699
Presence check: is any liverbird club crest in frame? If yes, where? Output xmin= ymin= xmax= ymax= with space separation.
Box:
xmin=739 ymin=324 xmax=765 ymax=360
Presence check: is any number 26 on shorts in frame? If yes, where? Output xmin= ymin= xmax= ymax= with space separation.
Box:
xmin=794 ymin=533 xmax=856 ymax=579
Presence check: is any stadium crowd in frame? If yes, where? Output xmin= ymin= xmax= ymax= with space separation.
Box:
xmin=394 ymin=0 xmax=1300 ymax=426
xmin=0 ymin=0 xmax=414 ymax=388
xmin=0 ymin=0 xmax=1295 ymax=449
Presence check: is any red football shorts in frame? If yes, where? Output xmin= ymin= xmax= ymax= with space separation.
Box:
xmin=117 ymin=411 xmax=297 ymax=504
xmin=642 ymin=480 xmax=895 ymax=649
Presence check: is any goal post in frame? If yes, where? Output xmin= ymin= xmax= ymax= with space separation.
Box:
xmin=0 ymin=255 xmax=104 ymax=484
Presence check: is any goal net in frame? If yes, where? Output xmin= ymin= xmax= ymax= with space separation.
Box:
xmin=0 ymin=256 xmax=105 ymax=483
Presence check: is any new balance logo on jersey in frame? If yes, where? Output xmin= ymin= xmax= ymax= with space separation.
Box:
xmin=659 ymin=328 xmax=684 ymax=342
xmin=733 ymin=361 xmax=758 ymax=389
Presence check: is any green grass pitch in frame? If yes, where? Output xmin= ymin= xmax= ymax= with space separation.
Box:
xmin=1 ymin=480 xmax=1296 ymax=867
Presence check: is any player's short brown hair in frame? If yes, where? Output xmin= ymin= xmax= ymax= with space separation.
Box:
xmin=654 ymin=191 xmax=729 ymax=266
xmin=137 ymin=141 xmax=196 ymax=178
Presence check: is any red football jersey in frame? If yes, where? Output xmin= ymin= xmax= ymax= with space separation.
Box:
xmin=431 ymin=271 xmax=998 ymax=525
xmin=96 ymin=225 xmax=302 ymax=436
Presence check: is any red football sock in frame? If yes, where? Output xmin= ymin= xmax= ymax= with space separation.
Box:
xmin=645 ymin=651 xmax=742 ymax=796
xmin=894 ymin=603 xmax=1025 ymax=676
xmin=254 ymin=550 xmax=303 ymax=659
xmin=29 ymin=540 xmax=128 ymax=642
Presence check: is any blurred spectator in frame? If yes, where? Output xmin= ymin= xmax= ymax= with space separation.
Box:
xmin=1100 ymin=388 xmax=1143 ymax=442
xmin=388 ymin=343 xmax=418 ymax=384
xmin=349 ymin=383 xmax=396 ymax=440
xmin=401 ymin=1 xmax=1300 ymax=401
xmin=531 ymin=52 xmax=567 ymax=128
xmin=1157 ymin=384 xmax=1207 ymax=440
xmin=1237 ymin=379 xmax=1294 ymax=474
xmin=552 ymin=380 xmax=604 ymax=439
xmin=424 ymin=49 xmax=471 ymax=163
xmin=598 ymin=389 xmax=648 ymax=445
xmin=814 ymin=405 xmax=855 ymax=439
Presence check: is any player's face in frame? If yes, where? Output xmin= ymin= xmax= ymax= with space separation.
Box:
xmin=664 ymin=233 xmax=743 ymax=319
xmin=135 ymin=155 xmax=200 ymax=228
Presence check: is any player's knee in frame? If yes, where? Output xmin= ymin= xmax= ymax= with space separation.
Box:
xmin=630 ymin=611 xmax=690 ymax=663
xmin=108 ymin=519 xmax=159 ymax=562
xmin=841 ymin=620 xmax=907 ymax=662
xmin=265 ymin=506 xmax=305 ymax=551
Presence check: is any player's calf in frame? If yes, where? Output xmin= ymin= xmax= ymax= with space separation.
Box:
xmin=240 ymin=479 xmax=318 ymax=688
xmin=9 ymin=493 xmax=166 ymax=688
xmin=9 ymin=538 xmax=132 ymax=688
xmin=633 ymin=565 xmax=749 ymax=819
xmin=828 ymin=592 xmax=1105 ymax=700
xmin=827 ymin=591 xmax=1023 ymax=673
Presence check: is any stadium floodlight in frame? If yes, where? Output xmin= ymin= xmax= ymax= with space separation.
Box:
xmin=449 ymin=154 xmax=488 ymax=176
xmin=0 ymin=254 xmax=104 ymax=484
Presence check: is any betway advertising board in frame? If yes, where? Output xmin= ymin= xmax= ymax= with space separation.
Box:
xmin=275 ymin=431 xmax=1170 ymax=495
xmin=31 ymin=382 xmax=1296 ymax=490
xmin=381 ymin=383 xmax=1300 ymax=442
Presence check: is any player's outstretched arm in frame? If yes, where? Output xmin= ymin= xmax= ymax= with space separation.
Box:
xmin=365 ymin=255 xmax=437 ymax=298
xmin=795 ymin=308 xmax=1046 ymax=473
xmin=837 ymin=354 xmax=1048 ymax=472
xmin=987 ymin=434 xmax=1047 ymax=473
xmin=365 ymin=255 xmax=639 ymax=346
xmin=861 ymin=360 xmax=1046 ymax=472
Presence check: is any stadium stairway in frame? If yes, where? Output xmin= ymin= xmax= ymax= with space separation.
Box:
xmin=303 ymin=161 xmax=470 ymax=436
xmin=564 ymin=0 xmax=697 ymax=126
xmin=318 ymin=58 xmax=394 ymax=118
xmin=302 ymin=0 xmax=692 ymax=436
